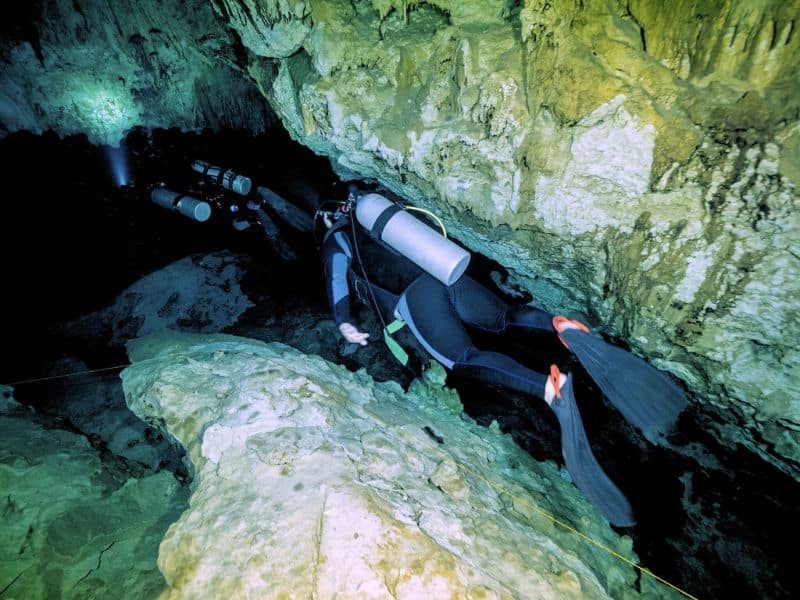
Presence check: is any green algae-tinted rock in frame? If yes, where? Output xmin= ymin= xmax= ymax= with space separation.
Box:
xmin=0 ymin=387 xmax=188 ymax=599
xmin=241 ymin=0 xmax=800 ymax=478
xmin=0 ymin=0 xmax=272 ymax=145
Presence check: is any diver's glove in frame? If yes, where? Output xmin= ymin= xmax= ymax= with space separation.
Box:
xmin=338 ymin=322 xmax=370 ymax=346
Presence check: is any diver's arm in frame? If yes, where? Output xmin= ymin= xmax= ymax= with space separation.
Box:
xmin=323 ymin=237 xmax=352 ymax=325
xmin=322 ymin=229 xmax=370 ymax=345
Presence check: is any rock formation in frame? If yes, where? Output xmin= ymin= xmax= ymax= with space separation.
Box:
xmin=63 ymin=251 xmax=255 ymax=349
xmin=120 ymin=332 xmax=653 ymax=598
xmin=0 ymin=385 xmax=188 ymax=598
xmin=0 ymin=0 xmax=273 ymax=143
xmin=241 ymin=0 xmax=800 ymax=477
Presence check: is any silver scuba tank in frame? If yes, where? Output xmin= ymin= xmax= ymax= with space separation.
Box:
xmin=191 ymin=160 xmax=252 ymax=196
xmin=151 ymin=186 xmax=212 ymax=222
xmin=355 ymin=193 xmax=470 ymax=286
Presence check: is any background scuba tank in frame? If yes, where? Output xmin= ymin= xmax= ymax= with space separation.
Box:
xmin=355 ymin=193 xmax=470 ymax=286
xmin=191 ymin=160 xmax=252 ymax=196
xmin=151 ymin=186 xmax=212 ymax=222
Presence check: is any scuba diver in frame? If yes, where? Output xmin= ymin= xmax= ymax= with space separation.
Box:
xmin=317 ymin=188 xmax=688 ymax=528
xmin=149 ymin=159 xmax=313 ymax=260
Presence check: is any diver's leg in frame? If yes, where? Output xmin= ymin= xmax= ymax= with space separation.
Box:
xmin=397 ymin=275 xmax=549 ymax=399
xmin=452 ymin=349 xmax=549 ymax=399
xmin=395 ymin=275 xmax=478 ymax=369
xmin=452 ymin=278 xmax=686 ymax=434
xmin=450 ymin=276 xmax=554 ymax=333
xmin=400 ymin=275 xmax=633 ymax=525
xmin=504 ymin=305 xmax=555 ymax=332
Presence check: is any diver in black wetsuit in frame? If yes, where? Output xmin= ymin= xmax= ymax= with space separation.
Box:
xmin=321 ymin=207 xmax=562 ymax=403
xmin=316 ymin=190 xmax=692 ymax=527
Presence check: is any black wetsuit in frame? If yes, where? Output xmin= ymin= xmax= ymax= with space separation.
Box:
xmin=321 ymin=216 xmax=558 ymax=400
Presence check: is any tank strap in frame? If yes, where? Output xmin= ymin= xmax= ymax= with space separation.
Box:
xmin=370 ymin=204 xmax=403 ymax=238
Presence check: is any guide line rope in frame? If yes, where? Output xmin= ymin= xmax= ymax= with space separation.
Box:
xmin=3 ymin=359 xmax=697 ymax=600
xmin=4 ymin=364 xmax=131 ymax=386
xmin=359 ymin=401 xmax=698 ymax=600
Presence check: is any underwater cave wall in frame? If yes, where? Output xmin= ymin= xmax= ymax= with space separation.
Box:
xmin=1 ymin=0 xmax=798 ymax=478
xmin=0 ymin=0 xmax=273 ymax=143
xmin=227 ymin=0 xmax=800 ymax=480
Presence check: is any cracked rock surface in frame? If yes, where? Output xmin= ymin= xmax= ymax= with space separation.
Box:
xmin=242 ymin=0 xmax=800 ymax=477
xmin=120 ymin=332 xmax=654 ymax=599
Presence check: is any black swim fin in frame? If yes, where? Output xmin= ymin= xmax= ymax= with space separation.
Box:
xmin=549 ymin=369 xmax=635 ymax=527
xmin=559 ymin=326 xmax=688 ymax=440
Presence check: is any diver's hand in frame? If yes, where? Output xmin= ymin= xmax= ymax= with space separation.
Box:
xmin=338 ymin=322 xmax=370 ymax=346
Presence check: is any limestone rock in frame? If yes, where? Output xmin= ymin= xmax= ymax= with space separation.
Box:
xmin=121 ymin=332 xmax=657 ymax=598
xmin=243 ymin=0 xmax=800 ymax=478
xmin=0 ymin=385 xmax=188 ymax=598
xmin=0 ymin=0 xmax=272 ymax=145
xmin=63 ymin=251 xmax=254 ymax=349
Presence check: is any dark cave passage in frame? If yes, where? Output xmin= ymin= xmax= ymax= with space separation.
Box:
xmin=1 ymin=128 xmax=798 ymax=600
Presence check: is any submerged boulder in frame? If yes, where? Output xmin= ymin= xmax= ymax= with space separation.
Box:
xmin=121 ymin=332 xmax=664 ymax=598
xmin=62 ymin=251 xmax=254 ymax=350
